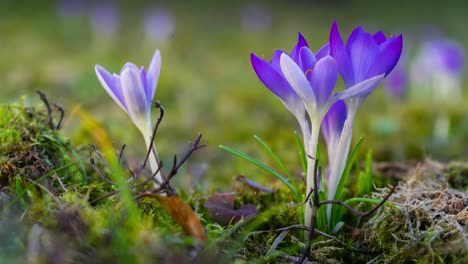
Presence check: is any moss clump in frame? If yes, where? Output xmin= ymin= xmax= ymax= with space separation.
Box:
xmin=445 ymin=161 xmax=468 ymax=190
xmin=363 ymin=176 xmax=468 ymax=263
xmin=0 ymin=103 xmax=84 ymax=196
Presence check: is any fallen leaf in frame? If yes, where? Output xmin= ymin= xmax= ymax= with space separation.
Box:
xmin=204 ymin=193 xmax=258 ymax=225
xmin=155 ymin=194 xmax=206 ymax=241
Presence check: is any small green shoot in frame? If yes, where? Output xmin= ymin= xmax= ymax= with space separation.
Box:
xmin=253 ymin=135 xmax=300 ymax=195
xmin=219 ymin=144 xmax=302 ymax=203
xmin=294 ymin=131 xmax=307 ymax=174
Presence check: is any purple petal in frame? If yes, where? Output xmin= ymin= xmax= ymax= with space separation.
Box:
xmin=373 ymin=31 xmax=387 ymax=44
xmin=251 ymin=53 xmax=294 ymax=102
xmin=139 ymin=67 xmax=151 ymax=105
xmin=309 ymin=56 xmax=338 ymax=108
xmin=95 ymin=65 xmax=127 ymax=111
xmin=146 ymin=49 xmax=161 ymax=101
xmin=368 ymin=34 xmax=403 ymax=77
xmin=316 ymin=43 xmax=330 ymax=60
xmin=299 ymin=46 xmax=317 ymax=72
xmin=346 ymin=26 xmax=364 ymax=50
xmin=280 ymin=53 xmax=317 ymax=111
xmin=322 ymin=100 xmax=347 ymax=147
xmin=330 ymin=21 xmax=354 ymax=87
xmin=120 ymin=67 xmax=150 ymax=127
xmin=120 ymin=62 xmax=139 ymax=75
xmin=335 ymin=74 xmax=385 ymax=100
xmin=349 ymin=32 xmax=379 ymax=83
xmin=290 ymin=32 xmax=309 ymax=63
xmin=269 ymin=50 xmax=285 ymax=73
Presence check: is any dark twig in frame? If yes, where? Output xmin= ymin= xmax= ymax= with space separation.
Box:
xmin=52 ymin=103 xmax=64 ymax=130
xmin=141 ymin=101 xmax=164 ymax=171
xmin=90 ymin=158 xmax=115 ymax=185
xmin=132 ymin=161 xmax=164 ymax=188
xmin=299 ymin=159 xmax=320 ymax=263
xmin=90 ymin=190 xmax=120 ymax=205
xmin=36 ymin=90 xmax=54 ymax=130
xmin=166 ymin=133 xmax=205 ymax=181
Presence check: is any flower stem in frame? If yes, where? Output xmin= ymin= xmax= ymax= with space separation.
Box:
xmin=143 ymin=132 xmax=163 ymax=187
xmin=304 ymin=120 xmax=320 ymax=229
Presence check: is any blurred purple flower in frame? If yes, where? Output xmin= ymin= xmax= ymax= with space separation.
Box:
xmin=56 ymin=0 xmax=87 ymax=18
xmin=95 ymin=50 xmax=162 ymax=183
xmin=143 ymin=8 xmax=176 ymax=42
xmin=411 ymin=38 xmax=465 ymax=88
xmin=241 ymin=3 xmax=272 ymax=33
xmin=384 ymin=64 xmax=408 ymax=100
xmin=90 ymin=0 xmax=120 ymax=38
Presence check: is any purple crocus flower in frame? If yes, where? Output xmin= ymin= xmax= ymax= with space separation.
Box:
xmin=95 ymin=50 xmax=162 ymax=184
xmin=330 ymin=21 xmax=403 ymax=90
xmin=322 ymin=22 xmax=402 ymax=226
xmin=250 ymin=33 xmax=313 ymax=145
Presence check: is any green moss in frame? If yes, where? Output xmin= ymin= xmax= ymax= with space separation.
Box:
xmin=445 ymin=161 xmax=468 ymax=190
xmin=362 ymin=177 xmax=468 ymax=263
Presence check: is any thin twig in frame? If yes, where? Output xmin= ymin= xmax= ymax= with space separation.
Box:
xmin=52 ymin=103 xmax=64 ymax=130
xmin=90 ymin=158 xmax=115 ymax=185
xmin=166 ymin=133 xmax=205 ymax=180
xmin=141 ymin=101 xmax=164 ymax=171
xmin=298 ymin=159 xmax=320 ymax=263
xmin=89 ymin=190 xmax=120 ymax=205
xmin=36 ymin=90 xmax=54 ymax=130
xmin=132 ymin=161 xmax=164 ymax=188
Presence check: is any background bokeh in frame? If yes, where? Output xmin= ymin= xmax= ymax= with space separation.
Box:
xmin=1 ymin=0 xmax=467 ymax=190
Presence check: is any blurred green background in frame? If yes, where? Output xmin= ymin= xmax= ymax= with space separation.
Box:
xmin=1 ymin=0 xmax=467 ymax=190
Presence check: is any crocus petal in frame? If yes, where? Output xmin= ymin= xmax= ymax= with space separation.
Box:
xmin=335 ymin=74 xmax=385 ymax=100
xmin=346 ymin=26 xmax=364 ymax=50
xmin=251 ymin=53 xmax=295 ymax=102
xmin=290 ymin=32 xmax=309 ymax=63
xmin=373 ymin=31 xmax=387 ymax=44
xmin=322 ymin=100 xmax=347 ymax=163
xmin=120 ymin=67 xmax=150 ymax=130
xmin=269 ymin=50 xmax=285 ymax=73
xmin=299 ymin=46 xmax=317 ymax=72
xmin=349 ymin=32 xmax=379 ymax=83
xmin=309 ymin=56 xmax=338 ymax=108
xmin=330 ymin=21 xmax=354 ymax=87
xmin=280 ymin=53 xmax=317 ymax=112
xmin=368 ymin=34 xmax=403 ymax=77
xmin=139 ymin=67 xmax=151 ymax=105
xmin=95 ymin=65 xmax=127 ymax=111
xmin=120 ymin=62 xmax=139 ymax=75
xmin=146 ymin=49 xmax=161 ymax=101
xmin=316 ymin=43 xmax=330 ymax=60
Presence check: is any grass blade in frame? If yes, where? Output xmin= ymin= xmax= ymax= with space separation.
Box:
xmin=357 ymin=150 xmax=373 ymax=196
xmin=220 ymin=144 xmax=302 ymax=202
xmin=253 ymin=135 xmax=300 ymax=194
xmin=294 ymin=131 xmax=307 ymax=174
